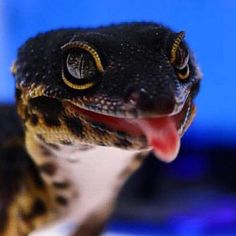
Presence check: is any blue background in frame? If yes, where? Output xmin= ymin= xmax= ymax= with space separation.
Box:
xmin=1 ymin=1 xmax=236 ymax=235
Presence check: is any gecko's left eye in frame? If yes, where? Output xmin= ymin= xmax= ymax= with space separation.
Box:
xmin=61 ymin=42 xmax=104 ymax=90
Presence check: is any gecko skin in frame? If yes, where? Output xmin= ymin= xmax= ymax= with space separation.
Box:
xmin=1 ymin=22 xmax=201 ymax=236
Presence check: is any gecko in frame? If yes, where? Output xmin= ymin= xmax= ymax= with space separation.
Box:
xmin=0 ymin=22 xmax=201 ymax=236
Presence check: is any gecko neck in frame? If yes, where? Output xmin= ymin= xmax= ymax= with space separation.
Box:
xmin=26 ymin=132 xmax=148 ymax=235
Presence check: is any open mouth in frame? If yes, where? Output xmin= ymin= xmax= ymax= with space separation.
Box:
xmin=64 ymin=98 xmax=195 ymax=163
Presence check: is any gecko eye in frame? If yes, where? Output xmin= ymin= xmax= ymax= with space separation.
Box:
xmin=175 ymin=47 xmax=190 ymax=80
xmin=66 ymin=50 xmax=96 ymax=79
xmin=61 ymin=42 xmax=104 ymax=90
xmin=170 ymin=31 xmax=190 ymax=81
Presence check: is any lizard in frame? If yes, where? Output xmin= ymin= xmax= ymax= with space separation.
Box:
xmin=0 ymin=22 xmax=201 ymax=236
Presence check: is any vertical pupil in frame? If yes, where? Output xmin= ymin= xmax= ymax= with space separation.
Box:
xmin=66 ymin=50 xmax=96 ymax=79
xmin=175 ymin=46 xmax=189 ymax=69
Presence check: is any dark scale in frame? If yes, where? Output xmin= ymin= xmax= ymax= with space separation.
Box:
xmin=15 ymin=88 xmax=22 ymax=101
xmin=38 ymin=143 xmax=53 ymax=157
xmin=39 ymin=162 xmax=57 ymax=176
xmin=114 ymin=139 xmax=132 ymax=149
xmin=36 ymin=133 xmax=46 ymax=142
xmin=59 ymin=140 xmax=73 ymax=145
xmin=52 ymin=181 xmax=70 ymax=189
xmin=55 ymin=195 xmax=68 ymax=206
xmin=43 ymin=113 xmax=61 ymax=127
xmin=29 ymin=114 xmax=39 ymax=126
xmin=45 ymin=143 xmax=60 ymax=150
xmin=30 ymin=198 xmax=47 ymax=217
xmin=20 ymin=198 xmax=47 ymax=221
xmin=63 ymin=117 xmax=83 ymax=137
xmin=36 ymin=134 xmax=60 ymax=150
xmin=29 ymin=96 xmax=63 ymax=127
xmin=91 ymin=122 xmax=110 ymax=136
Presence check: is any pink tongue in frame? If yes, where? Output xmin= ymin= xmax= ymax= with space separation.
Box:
xmin=134 ymin=117 xmax=180 ymax=162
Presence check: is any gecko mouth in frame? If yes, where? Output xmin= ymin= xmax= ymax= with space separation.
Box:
xmin=64 ymin=98 xmax=195 ymax=163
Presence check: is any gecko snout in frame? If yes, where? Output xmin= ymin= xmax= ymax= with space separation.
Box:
xmin=124 ymin=86 xmax=176 ymax=116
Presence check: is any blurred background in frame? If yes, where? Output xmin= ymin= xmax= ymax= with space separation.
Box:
xmin=0 ymin=0 xmax=236 ymax=235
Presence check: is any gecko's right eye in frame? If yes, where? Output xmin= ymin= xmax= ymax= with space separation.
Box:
xmin=61 ymin=42 xmax=104 ymax=90
xmin=170 ymin=31 xmax=190 ymax=81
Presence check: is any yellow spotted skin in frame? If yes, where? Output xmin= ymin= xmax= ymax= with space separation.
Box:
xmin=0 ymin=107 xmax=54 ymax=236
xmin=1 ymin=22 xmax=201 ymax=236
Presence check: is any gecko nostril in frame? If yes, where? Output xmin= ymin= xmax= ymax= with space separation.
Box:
xmin=125 ymin=88 xmax=146 ymax=105
xmin=124 ymin=87 xmax=148 ymax=107
xmin=125 ymin=87 xmax=154 ymax=112
xmin=125 ymin=87 xmax=175 ymax=115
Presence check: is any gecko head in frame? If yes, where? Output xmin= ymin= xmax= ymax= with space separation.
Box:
xmin=13 ymin=22 xmax=201 ymax=162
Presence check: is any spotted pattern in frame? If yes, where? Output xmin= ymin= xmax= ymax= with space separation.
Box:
xmin=38 ymin=143 xmax=53 ymax=157
xmin=21 ymin=198 xmax=47 ymax=221
xmin=52 ymin=181 xmax=70 ymax=189
xmin=29 ymin=96 xmax=63 ymax=127
xmin=59 ymin=140 xmax=73 ymax=145
xmin=45 ymin=143 xmax=60 ymax=150
xmin=39 ymin=162 xmax=57 ymax=176
xmin=30 ymin=114 xmax=39 ymax=126
xmin=55 ymin=195 xmax=68 ymax=206
xmin=63 ymin=117 xmax=83 ymax=138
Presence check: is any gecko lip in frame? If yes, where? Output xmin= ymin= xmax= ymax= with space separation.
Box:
xmin=65 ymin=97 xmax=195 ymax=162
xmin=64 ymin=96 xmax=195 ymax=138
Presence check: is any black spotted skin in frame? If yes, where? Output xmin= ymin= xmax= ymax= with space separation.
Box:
xmin=28 ymin=97 xmax=63 ymax=127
